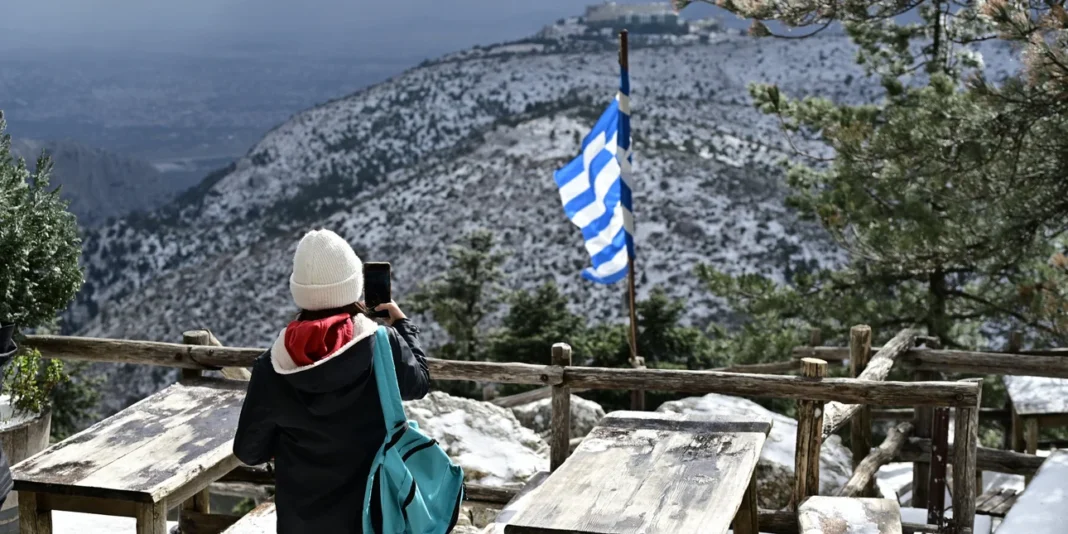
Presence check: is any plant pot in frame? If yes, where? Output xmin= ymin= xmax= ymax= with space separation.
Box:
xmin=0 ymin=397 xmax=51 ymax=533
xmin=0 ymin=324 xmax=14 ymax=356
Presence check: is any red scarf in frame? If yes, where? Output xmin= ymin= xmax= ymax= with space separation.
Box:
xmin=283 ymin=313 xmax=354 ymax=367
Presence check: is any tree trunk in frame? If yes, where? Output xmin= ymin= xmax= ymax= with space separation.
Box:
xmin=927 ymin=269 xmax=949 ymax=345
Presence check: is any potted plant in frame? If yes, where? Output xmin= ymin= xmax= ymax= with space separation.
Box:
xmin=0 ymin=112 xmax=85 ymax=522
xmin=0 ymin=326 xmax=13 ymax=363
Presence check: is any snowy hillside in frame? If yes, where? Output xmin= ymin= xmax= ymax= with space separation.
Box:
xmin=68 ymin=18 xmax=1020 ymax=358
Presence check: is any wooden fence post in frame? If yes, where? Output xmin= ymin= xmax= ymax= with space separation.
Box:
xmin=849 ymin=325 xmax=873 ymax=497
xmin=1003 ymin=331 xmax=1023 ymax=452
xmin=912 ymin=336 xmax=940 ymax=508
xmin=180 ymin=331 xmax=213 ymax=527
xmin=809 ymin=328 xmax=822 ymax=348
xmin=951 ymin=378 xmax=981 ymax=534
xmin=181 ymin=329 xmax=251 ymax=381
xmin=550 ymin=343 xmax=572 ymax=472
xmin=927 ymin=407 xmax=950 ymax=530
xmin=794 ymin=357 xmax=827 ymax=509
xmin=181 ymin=331 xmax=210 ymax=381
xmin=1006 ymin=329 xmax=1031 ymax=487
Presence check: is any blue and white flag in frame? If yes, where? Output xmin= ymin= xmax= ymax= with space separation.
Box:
xmin=553 ymin=66 xmax=634 ymax=284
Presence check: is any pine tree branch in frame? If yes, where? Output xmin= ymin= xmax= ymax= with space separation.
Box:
xmin=945 ymin=289 xmax=1059 ymax=336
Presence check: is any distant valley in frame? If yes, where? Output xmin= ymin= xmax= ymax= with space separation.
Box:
xmin=2 ymin=48 xmax=419 ymax=226
xmin=8 ymin=138 xmax=190 ymax=227
xmin=0 ymin=49 xmax=416 ymax=174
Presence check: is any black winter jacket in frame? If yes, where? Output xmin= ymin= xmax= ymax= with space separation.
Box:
xmin=233 ymin=316 xmax=430 ymax=534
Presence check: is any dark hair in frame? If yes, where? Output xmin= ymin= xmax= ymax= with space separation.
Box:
xmin=295 ymin=302 xmax=368 ymax=322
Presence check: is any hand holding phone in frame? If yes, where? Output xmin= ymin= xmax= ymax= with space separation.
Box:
xmin=373 ymin=301 xmax=406 ymax=326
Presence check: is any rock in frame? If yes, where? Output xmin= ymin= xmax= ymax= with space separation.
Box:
xmin=451 ymin=525 xmax=484 ymax=534
xmin=510 ymin=394 xmax=606 ymax=439
xmin=657 ymin=393 xmax=853 ymax=510
xmin=464 ymin=501 xmax=502 ymax=528
xmin=405 ymin=391 xmax=549 ymax=486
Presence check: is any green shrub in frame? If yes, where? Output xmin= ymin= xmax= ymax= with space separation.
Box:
xmin=0 ymin=111 xmax=96 ymax=434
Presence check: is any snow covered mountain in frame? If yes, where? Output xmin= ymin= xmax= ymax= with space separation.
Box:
xmin=67 ymin=18 xmax=1016 ymax=357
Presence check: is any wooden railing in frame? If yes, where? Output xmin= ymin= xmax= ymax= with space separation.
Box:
xmin=23 ymin=327 xmax=983 ymax=534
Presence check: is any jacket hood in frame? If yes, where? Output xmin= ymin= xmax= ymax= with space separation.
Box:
xmin=270 ymin=313 xmax=379 ymax=394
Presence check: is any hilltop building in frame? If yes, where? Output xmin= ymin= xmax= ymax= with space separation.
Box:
xmin=582 ymin=2 xmax=688 ymax=34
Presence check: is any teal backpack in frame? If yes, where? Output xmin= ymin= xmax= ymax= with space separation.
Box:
xmin=362 ymin=326 xmax=466 ymax=534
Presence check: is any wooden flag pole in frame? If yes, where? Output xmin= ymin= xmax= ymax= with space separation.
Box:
xmin=620 ymin=29 xmax=646 ymax=411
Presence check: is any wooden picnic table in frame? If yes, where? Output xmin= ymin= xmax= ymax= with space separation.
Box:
xmin=502 ymin=410 xmax=770 ymax=534
xmin=12 ymin=378 xmax=246 ymax=534
xmin=997 ymin=449 xmax=1068 ymax=533
xmin=1003 ymin=376 xmax=1068 ymax=456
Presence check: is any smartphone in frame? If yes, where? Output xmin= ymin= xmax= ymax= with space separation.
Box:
xmin=363 ymin=262 xmax=392 ymax=316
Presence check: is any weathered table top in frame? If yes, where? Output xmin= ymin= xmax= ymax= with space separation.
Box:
xmin=798 ymin=496 xmax=902 ymax=534
xmin=223 ymin=502 xmax=277 ymax=533
xmin=998 ymin=450 xmax=1068 ymax=533
xmin=1003 ymin=376 xmax=1068 ymax=416
xmin=503 ymin=410 xmax=770 ymax=534
xmin=12 ymin=378 xmax=246 ymax=504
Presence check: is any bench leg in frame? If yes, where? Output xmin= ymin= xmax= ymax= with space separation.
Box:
xmin=1024 ymin=417 xmax=1039 ymax=485
xmin=732 ymin=471 xmax=759 ymax=534
xmin=18 ymin=491 xmax=52 ymax=534
xmin=180 ymin=488 xmax=211 ymax=532
xmin=135 ymin=501 xmax=168 ymax=534
xmin=1010 ymin=407 xmax=1024 ymax=453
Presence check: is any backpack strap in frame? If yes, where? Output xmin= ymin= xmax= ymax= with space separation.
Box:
xmin=371 ymin=326 xmax=408 ymax=431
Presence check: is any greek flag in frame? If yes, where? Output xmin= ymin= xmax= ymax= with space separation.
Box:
xmin=553 ymin=66 xmax=634 ymax=284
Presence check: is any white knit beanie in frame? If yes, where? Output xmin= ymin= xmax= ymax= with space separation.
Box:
xmin=289 ymin=229 xmax=364 ymax=311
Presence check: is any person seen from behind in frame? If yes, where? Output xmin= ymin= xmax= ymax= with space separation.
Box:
xmin=233 ymin=228 xmax=430 ymax=533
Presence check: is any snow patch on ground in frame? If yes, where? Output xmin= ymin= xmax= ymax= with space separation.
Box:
xmin=405 ymin=392 xmax=548 ymax=486
xmin=52 ymin=512 xmax=177 ymax=533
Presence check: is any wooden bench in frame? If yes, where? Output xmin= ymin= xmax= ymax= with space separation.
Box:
xmin=798 ymin=496 xmax=902 ymax=534
xmin=11 ymin=378 xmax=246 ymax=534
xmin=219 ymin=477 xmax=550 ymax=534
xmin=501 ymin=410 xmax=770 ymax=534
xmin=222 ymin=502 xmax=276 ymax=533
xmin=973 ymin=487 xmax=1019 ymax=518
xmin=997 ymin=449 xmax=1068 ymax=532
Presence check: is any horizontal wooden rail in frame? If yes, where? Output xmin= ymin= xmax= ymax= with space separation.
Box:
xmin=713 ymin=360 xmax=801 ymax=374
xmin=873 ymin=407 xmax=1010 ymax=423
xmin=23 ymin=335 xmax=565 ymax=385
xmin=490 ymin=360 xmax=801 ymax=408
xmin=26 ymin=335 xmax=259 ymax=368
xmin=24 ymin=335 xmax=980 ymax=407
xmin=561 ymin=367 xmax=976 ymax=407
xmin=897 ymin=437 xmax=1044 ymax=477
xmin=800 ymin=345 xmax=1068 ymax=358
xmin=794 ymin=346 xmax=1068 ymax=378
xmin=905 ymin=349 xmax=1068 ymax=378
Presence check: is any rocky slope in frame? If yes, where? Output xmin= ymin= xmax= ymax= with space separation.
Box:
xmin=9 ymin=138 xmax=183 ymax=227
xmin=63 ymin=17 xmax=1020 ymax=413
xmin=71 ymin=24 xmax=860 ymax=342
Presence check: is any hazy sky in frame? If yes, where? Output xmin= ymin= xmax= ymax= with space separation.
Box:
xmin=0 ymin=0 xmax=723 ymax=59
